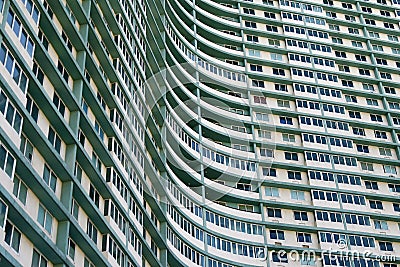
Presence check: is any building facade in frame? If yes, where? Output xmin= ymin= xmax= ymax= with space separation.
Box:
xmin=0 ymin=0 xmax=400 ymax=266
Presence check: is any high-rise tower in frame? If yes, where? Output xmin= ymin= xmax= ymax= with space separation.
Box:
xmin=0 ymin=0 xmax=400 ymax=266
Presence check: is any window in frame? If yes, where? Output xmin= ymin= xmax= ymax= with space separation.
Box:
xmin=270 ymin=230 xmax=285 ymax=240
xmin=52 ymin=92 xmax=66 ymax=116
xmin=267 ymin=208 xmax=282 ymax=218
xmin=43 ymin=164 xmax=57 ymax=192
xmin=343 ymin=195 xmax=366 ymax=208
xmin=330 ymin=25 xmax=340 ymax=32
xmin=251 ymin=80 xmax=264 ymax=87
xmin=379 ymin=148 xmax=392 ymax=157
xmin=247 ymin=35 xmax=259 ymax=42
xmin=388 ymin=35 xmax=398 ymax=42
xmin=374 ymin=220 xmax=388 ymax=230
xmin=384 ymin=22 xmax=395 ymax=29
xmin=338 ymin=65 xmax=350 ymax=72
xmin=250 ymin=64 xmax=262 ymax=72
xmin=272 ymin=68 xmax=285 ymax=76
xmin=362 ymin=6 xmax=372 ymax=13
xmin=373 ymin=44 xmax=383 ymax=51
xmin=13 ymin=176 xmax=27 ymax=205
xmin=265 ymin=187 xmax=279 ymax=197
xmin=285 ymin=152 xmax=298 ymax=161
xmin=0 ymin=143 xmax=15 ymax=178
xmin=380 ymin=72 xmax=392 ymax=80
xmin=47 ymin=127 xmax=61 ymax=154
xmin=236 ymin=183 xmax=251 ymax=191
xmin=20 ymin=0 xmax=40 ymax=24
xmin=68 ymin=238 xmax=76 ymax=261
xmin=288 ymin=171 xmax=301 ymax=180
xmin=375 ymin=131 xmax=387 ymax=139
xmin=348 ymin=28 xmax=359 ymax=34
xmin=57 ymin=60 xmax=70 ymax=83
xmin=383 ymin=165 xmax=397 ymax=174
xmin=244 ymin=21 xmax=256 ymax=28
xmin=26 ymin=95 xmax=39 ymax=122
xmin=291 ymin=190 xmax=305 ymax=200
xmin=38 ymin=28 xmax=49 ymax=50
xmin=268 ymin=39 xmax=280 ymax=46
xmin=348 ymin=235 xmax=374 ymax=247
xmin=4 ymin=220 xmax=21 ymax=252
xmin=363 ymin=84 xmax=375 ymax=91
xmin=255 ymin=113 xmax=269 ymax=121
xmin=357 ymin=144 xmax=369 ymax=153
xmin=379 ymin=242 xmax=393 ymax=251
xmin=297 ymin=233 xmax=312 ymax=243
xmin=312 ymin=191 xmax=338 ymax=201
xmin=366 ymin=99 xmax=378 ymax=106
xmin=326 ymin=120 xmax=349 ymax=131
xmin=294 ymin=211 xmax=308 ymax=221
xmin=326 ymin=11 xmax=337 ymax=18
xmin=272 ymin=251 xmax=288 ymax=263
xmin=353 ymin=127 xmax=365 ymax=136
xmin=389 ymin=102 xmax=400 ymax=110
xmin=316 ymin=211 xmax=342 ymax=222
xmin=369 ymin=200 xmax=383 ymax=210
xmin=87 ymin=219 xmax=98 ymax=243
xmin=6 ymin=9 xmax=35 ymax=57
xmin=392 ymin=48 xmax=400 ymax=54
xmin=323 ymin=104 xmax=344 ymax=114
xmin=260 ymin=148 xmax=273 ymax=157
xmin=376 ymin=58 xmax=387 ymax=65
xmin=37 ymin=203 xmax=53 ymax=234
xmin=388 ymin=184 xmax=400 ymax=193
xmin=0 ymin=44 xmax=28 ymax=92
xmin=238 ymin=204 xmax=253 ymax=212
xmin=342 ymin=3 xmax=352 ymax=8
xmin=71 ymin=199 xmax=79 ymax=220
xmin=0 ymin=90 xmax=22 ymax=133
xmin=365 ymin=181 xmax=378 ymax=190
xmin=89 ymin=183 xmax=100 ymax=208
xmin=349 ymin=111 xmax=361 ymax=119
xmin=330 ymin=138 xmax=351 ymax=148
xmin=337 ymin=175 xmax=361 ymax=185
xmin=358 ymin=68 xmax=370 ymax=75
xmin=306 ymin=152 xmax=330 ymax=163
xmin=384 ymin=87 xmax=396 ymax=94
xmin=266 ymin=25 xmax=278 ymax=32
xmin=258 ymin=130 xmax=272 ymax=139
xmin=270 ymin=53 xmax=282 ymax=61
xmin=231 ymin=125 xmax=246 ymax=133
xmin=365 ymin=19 xmax=376 ymax=25
xmin=243 ymin=8 xmax=255 ymax=14
xmin=277 ymin=100 xmax=290 ymax=108
xmin=275 ymin=84 xmax=287 ymax=92
xmin=394 ymin=203 xmax=400 ymax=212
xmin=282 ymin=134 xmax=295 ymax=142
xmin=0 ymin=199 xmax=7 ymax=228
xmin=263 ymin=168 xmax=276 ymax=177
xmin=20 ymin=135 xmax=33 ymax=163
xmin=361 ymin=162 xmax=374 ymax=171
xmin=31 ymin=249 xmax=48 ymax=267
xmin=355 ymin=55 xmax=367 ymax=62
xmin=280 ymin=116 xmax=293 ymax=125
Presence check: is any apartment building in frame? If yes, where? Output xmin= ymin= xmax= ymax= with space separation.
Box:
xmin=0 ymin=0 xmax=399 ymax=266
